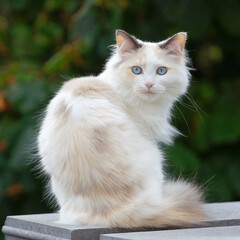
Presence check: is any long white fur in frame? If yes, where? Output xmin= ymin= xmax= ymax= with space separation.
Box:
xmin=38 ymin=31 xmax=206 ymax=227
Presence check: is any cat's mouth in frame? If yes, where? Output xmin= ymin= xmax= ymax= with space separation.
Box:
xmin=136 ymin=88 xmax=159 ymax=100
xmin=143 ymin=90 xmax=155 ymax=95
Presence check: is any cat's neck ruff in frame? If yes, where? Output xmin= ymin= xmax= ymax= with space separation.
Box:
xmin=124 ymin=101 xmax=179 ymax=144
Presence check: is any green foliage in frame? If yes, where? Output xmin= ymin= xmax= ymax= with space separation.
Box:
xmin=0 ymin=0 xmax=240 ymax=236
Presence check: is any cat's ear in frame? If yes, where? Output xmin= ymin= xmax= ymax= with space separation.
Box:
xmin=116 ymin=30 xmax=141 ymax=55
xmin=160 ymin=32 xmax=187 ymax=56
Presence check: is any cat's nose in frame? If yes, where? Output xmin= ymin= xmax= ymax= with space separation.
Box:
xmin=146 ymin=83 xmax=154 ymax=89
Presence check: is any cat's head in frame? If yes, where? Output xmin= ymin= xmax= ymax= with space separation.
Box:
xmin=106 ymin=30 xmax=190 ymax=104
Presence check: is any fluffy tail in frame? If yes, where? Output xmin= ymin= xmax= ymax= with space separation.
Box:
xmin=107 ymin=180 xmax=208 ymax=228
xmin=155 ymin=180 xmax=207 ymax=227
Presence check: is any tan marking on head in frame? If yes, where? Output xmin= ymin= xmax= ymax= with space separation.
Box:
xmin=154 ymin=44 xmax=165 ymax=59
xmin=137 ymin=46 xmax=147 ymax=69
xmin=118 ymin=46 xmax=147 ymax=80
xmin=124 ymin=66 xmax=135 ymax=81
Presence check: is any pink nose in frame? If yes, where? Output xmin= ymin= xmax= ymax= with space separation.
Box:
xmin=146 ymin=83 xmax=153 ymax=89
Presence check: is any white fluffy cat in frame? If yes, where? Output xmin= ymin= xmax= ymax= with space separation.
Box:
xmin=38 ymin=30 xmax=206 ymax=227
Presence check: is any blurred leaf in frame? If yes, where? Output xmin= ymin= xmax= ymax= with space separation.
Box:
xmin=44 ymin=50 xmax=70 ymax=73
xmin=6 ymin=183 xmax=23 ymax=197
xmin=11 ymin=24 xmax=32 ymax=57
xmin=9 ymin=0 xmax=29 ymax=11
xmin=7 ymin=80 xmax=50 ymax=114
xmin=209 ymin=100 xmax=240 ymax=144
xmin=217 ymin=0 xmax=240 ymax=36
xmin=44 ymin=0 xmax=78 ymax=11
xmin=174 ymin=0 xmax=211 ymax=39
xmin=0 ymin=118 xmax=21 ymax=141
xmin=166 ymin=143 xmax=200 ymax=174
xmin=199 ymin=81 xmax=216 ymax=102
xmin=8 ymin=119 xmax=35 ymax=170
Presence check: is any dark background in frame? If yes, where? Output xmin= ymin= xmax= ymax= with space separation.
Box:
xmin=0 ymin=0 xmax=240 ymax=237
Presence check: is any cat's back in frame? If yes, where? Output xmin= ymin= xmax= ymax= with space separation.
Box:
xmin=38 ymin=75 xmax=134 ymax=178
xmin=43 ymin=76 xmax=124 ymax=125
xmin=60 ymin=76 xmax=120 ymax=106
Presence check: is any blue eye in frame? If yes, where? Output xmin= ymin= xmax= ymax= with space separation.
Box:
xmin=157 ymin=67 xmax=167 ymax=75
xmin=132 ymin=66 xmax=142 ymax=75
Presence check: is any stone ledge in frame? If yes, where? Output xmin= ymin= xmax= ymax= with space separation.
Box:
xmin=101 ymin=225 xmax=240 ymax=240
xmin=2 ymin=201 xmax=240 ymax=240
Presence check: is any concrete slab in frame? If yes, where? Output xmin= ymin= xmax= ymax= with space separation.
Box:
xmin=101 ymin=225 xmax=240 ymax=240
xmin=2 ymin=201 xmax=240 ymax=240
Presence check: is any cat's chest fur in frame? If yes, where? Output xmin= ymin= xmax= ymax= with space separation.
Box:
xmin=123 ymin=102 xmax=176 ymax=144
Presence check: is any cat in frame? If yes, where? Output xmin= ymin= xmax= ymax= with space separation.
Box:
xmin=38 ymin=30 xmax=207 ymax=227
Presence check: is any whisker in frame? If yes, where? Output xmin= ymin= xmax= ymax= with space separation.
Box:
xmin=187 ymin=93 xmax=207 ymax=115
xmin=164 ymin=85 xmax=206 ymax=117
xmin=201 ymin=175 xmax=216 ymax=188
xmin=163 ymin=92 xmax=192 ymax=135
xmin=185 ymin=94 xmax=206 ymax=121
xmin=175 ymin=104 xmax=192 ymax=136
xmin=177 ymin=98 xmax=196 ymax=112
